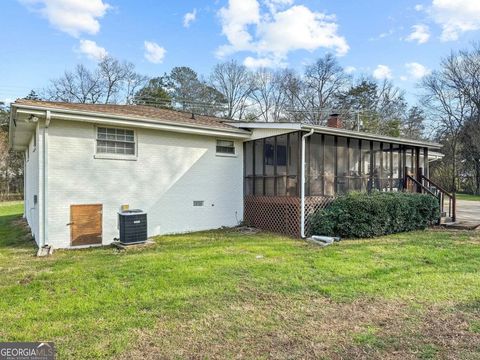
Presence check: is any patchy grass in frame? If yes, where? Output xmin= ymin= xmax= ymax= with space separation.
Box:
xmin=456 ymin=193 xmax=480 ymax=201
xmin=1 ymin=202 xmax=480 ymax=359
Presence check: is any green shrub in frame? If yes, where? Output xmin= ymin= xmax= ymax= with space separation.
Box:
xmin=309 ymin=192 xmax=440 ymax=238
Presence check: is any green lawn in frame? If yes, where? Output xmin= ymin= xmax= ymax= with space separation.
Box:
xmin=457 ymin=193 xmax=480 ymax=201
xmin=1 ymin=202 xmax=480 ymax=359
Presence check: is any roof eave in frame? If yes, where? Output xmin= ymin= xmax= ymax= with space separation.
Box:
xmin=301 ymin=125 xmax=442 ymax=149
xmin=11 ymin=103 xmax=252 ymax=139
xmin=226 ymin=122 xmax=302 ymax=130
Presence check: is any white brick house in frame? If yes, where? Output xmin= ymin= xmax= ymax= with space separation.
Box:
xmin=10 ymin=100 xmax=250 ymax=249
xmin=9 ymin=100 xmax=442 ymax=249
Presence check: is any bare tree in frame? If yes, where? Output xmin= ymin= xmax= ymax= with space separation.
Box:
xmin=46 ymin=64 xmax=103 ymax=103
xmin=425 ymin=44 xmax=480 ymax=192
xmin=46 ymin=56 xmax=147 ymax=104
xmin=460 ymin=117 xmax=480 ymax=194
xmin=300 ymin=54 xmax=351 ymax=124
xmin=442 ymin=44 xmax=480 ymax=121
xmin=0 ymin=104 xmax=23 ymax=198
xmin=210 ymin=60 xmax=253 ymax=119
xmin=249 ymin=68 xmax=290 ymax=122
xmin=422 ymin=68 xmax=472 ymax=192
xmin=402 ymin=106 xmax=426 ymax=140
xmin=125 ymin=71 xmax=149 ymax=105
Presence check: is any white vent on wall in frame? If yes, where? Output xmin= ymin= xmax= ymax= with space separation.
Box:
xmin=193 ymin=201 xmax=204 ymax=207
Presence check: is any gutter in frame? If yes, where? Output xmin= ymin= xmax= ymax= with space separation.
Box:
xmin=300 ymin=129 xmax=315 ymax=238
xmin=300 ymin=125 xmax=442 ymax=150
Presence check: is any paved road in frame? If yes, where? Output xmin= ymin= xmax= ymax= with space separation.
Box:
xmin=453 ymin=200 xmax=480 ymax=223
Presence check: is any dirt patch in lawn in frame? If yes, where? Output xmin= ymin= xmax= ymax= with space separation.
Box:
xmin=117 ymin=291 xmax=480 ymax=360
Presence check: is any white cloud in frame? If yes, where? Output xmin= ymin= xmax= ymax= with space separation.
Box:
xmin=373 ymin=65 xmax=392 ymax=80
xmin=183 ymin=8 xmax=196 ymax=28
xmin=20 ymin=0 xmax=110 ymax=37
xmin=144 ymin=41 xmax=166 ymax=64
xmin=217 ymin=0 xmax=260 ymax=56
xmin=344 ymin=66 xmax=356 ymax=74
xmin=78 ymin=39 xmax=107 ymax=60
xmin=400 ymin=75 xmax=408 ymax=81
xmin=244 ymin=56 xmax=284 ymax=69
xmin=414 ymin=4 xmax=424 ymax=11
xmin=427 ymin=0 xmax=480 ymax=41
xmin=406 ymin=24 xmax=430 ymax=44
xmin=405 ymin=62 xmax=431 ymax=79
xmin=217 ymin=0 xmax=349 ymax=67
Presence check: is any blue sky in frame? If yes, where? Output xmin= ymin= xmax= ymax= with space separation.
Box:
xmin=1 ymin=0 xmax=479 ymax=105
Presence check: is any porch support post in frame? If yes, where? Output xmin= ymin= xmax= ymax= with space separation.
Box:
xmin=403 ymin=166 xmax=409 ymax=191
xmin=417 ymin=167 xmax=423 ymax=193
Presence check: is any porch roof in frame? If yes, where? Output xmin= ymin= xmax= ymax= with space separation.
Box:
xmin=228 ymin=122 xmax=442 ymax=150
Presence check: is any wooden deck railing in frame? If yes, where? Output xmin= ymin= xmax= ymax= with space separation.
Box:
xmin=404 ymin=167 xmax=456 ymax=223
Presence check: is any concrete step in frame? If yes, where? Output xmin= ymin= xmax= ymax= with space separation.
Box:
xmin=442 ymin=221 xmax=480 ymax=230
xmin=440 ymin=216 xmax=452 ymax=224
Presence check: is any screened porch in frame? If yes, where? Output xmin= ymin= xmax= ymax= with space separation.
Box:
xmin=243 ymin=130 xmax=430 ymax=236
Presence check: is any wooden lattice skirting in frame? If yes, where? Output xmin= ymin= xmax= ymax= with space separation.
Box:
xmin=244 ymin=195 xmax=334 ymax=237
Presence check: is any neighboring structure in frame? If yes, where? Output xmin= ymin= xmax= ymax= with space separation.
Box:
xmin=9 ymin=100 xmax=442 ymax=249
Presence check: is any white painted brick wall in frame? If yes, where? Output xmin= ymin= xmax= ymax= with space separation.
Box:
xmin=46 ymin=120 xmax=244 ymax=248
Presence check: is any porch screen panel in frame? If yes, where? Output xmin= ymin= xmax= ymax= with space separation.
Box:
xmin=412 ymin=148 xmax=418 ymax=176
xmin=423 ymin=148 xmax=429 ymax=178
xmin=276 ymin=135 xmax=288 ymax=196
xmin=254 ymin=139 xmax=264 ymax=195
xmin=287 ymin=133 xmax=299 ymax=196
xmin=309 ymin=133 xmax=323 ymax=196
xmin=382 ymin=143 xmax=392 ymax=191
xmin=264 ymin=137 xmax=275 ymax=195
xmin=245 ymin=132 xmax=303 ymax=197
xmin=360 ymin=140 xmax=371 ymax=191
xmin=245 ymin=142 xmax=254 ymax=195
xmin=419 ymin=147 xmax=425 ymax=175
xmin=349 ymin=139 xmax=361 ymax=191
xmin=324 ymin=135 xmax=335 ymax=196
xmin=336 ymin=137 xmax=348 ymax=194
xmin=392 ymin=145 xmax=401 ymax=191
xmin=371 ymin=142 xmax=381 ymax=191
xmin=405 ymin=148 xmax=413 ymax=174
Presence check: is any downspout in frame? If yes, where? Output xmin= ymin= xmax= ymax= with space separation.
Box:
xmin=300 ymin=128 xmax=315 ymax=238
xmin=40 ymin=110 xmax=51 ymax=249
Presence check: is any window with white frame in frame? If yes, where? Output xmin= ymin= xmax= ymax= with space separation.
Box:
xmin=96 ymin=127 xmax=135 ymax=155
xmin=216 ymin=139 xmax=235 ymax=155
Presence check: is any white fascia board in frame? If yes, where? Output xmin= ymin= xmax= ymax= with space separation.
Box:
xmin=428 ymin=151 xmax=445 ymax=162
xmin=227 ymin=122 xmax=302 ymax=130
xmin=301 ymin=125 xmax=442 ymax=149
xmin=12 ymin=104 xmax=252 ymax=139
